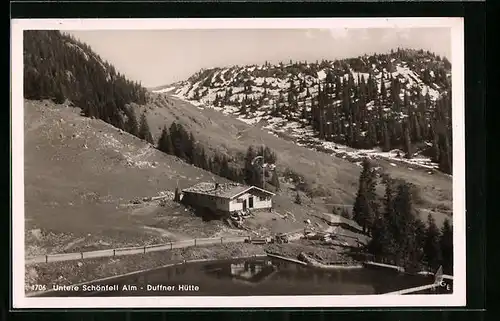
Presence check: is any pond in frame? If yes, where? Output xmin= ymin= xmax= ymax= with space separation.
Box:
xmin=39 ymin=257 xmax=452 ymax=296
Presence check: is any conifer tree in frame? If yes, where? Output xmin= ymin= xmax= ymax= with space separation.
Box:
xmin=220 ymin=156 xmax=231 ymax=179
xmin=164 ymin=129 xmax=174 ymax=154
xmin=169 ymin=122 xmax=185 ymax=160
xmin=124 ymin=107 xmax=139 ymax=137
xmin=414 ymin=218 xmax=427 ymax=263
xmin=440 ymin=218 xmax=453 ymax=273
xmin=430 ymin=123 xmax=440 ymax=163
xmin=199 ymin=146 xmax=209 ymax=170
xmin=438 ymin=130 xmax=452 ymax=174
xmin=270 ymin=170 xmax=280 ymax=191
xmin=382 ymin=123 xmax=391 ymax=152
xmin=138 ymin=112 xmax=154 ymax=144
xmin=369 ymin=212 xmax=392 ymax=261
xmin=352 ymin=158 xmax=378 ymax=234
xmin=244 ymin=146 xmax=259 ymax=186
xmin=392 ymin=182 xmax=417 ymax=265
xmin=157 ymin=126 xmax=169 ymax=152
xmin=382 ymin=179 xmax=397 ymax=253
xmin=239 ymin=99 xmax=247 ymax=115
xmin=185 ymin=132 xmax=196 ymax=164
xmin=403 ymin=122 xmax=413 ymax=158
xmin=424 ymin=213 xmax=442 ymax=270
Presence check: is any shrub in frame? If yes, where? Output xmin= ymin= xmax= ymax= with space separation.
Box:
xmin=294 ymin=192 xmax=302 ymax=205
xmin=340 ymin=208 xmax=352 ymax=220
xmin=283 ymin=167 xmax=304 ymax=184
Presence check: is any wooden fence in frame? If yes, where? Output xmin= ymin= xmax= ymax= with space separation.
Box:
xmin=26 ymin=235 xmax=250 ymax=265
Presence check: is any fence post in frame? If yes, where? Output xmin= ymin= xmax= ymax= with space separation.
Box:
xmin=113 ymin=249 xmax=116 ymax=257
xmin=221 ymin=237 xmax=223 ymax=244
xmin=144 ymin=246 xmax=146 ymax=254
xmin=194 ymin=239 xmax=197 ymax=247
xmin=170 ymin=242 xmax=173 ymax=250
xmin=81 ymin=252 xmax=83 ymax=259
xmin=45 ymin=255 xmax=48 ymax=263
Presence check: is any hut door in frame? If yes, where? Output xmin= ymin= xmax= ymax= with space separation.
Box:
xmin=248 ymin=196 xmax=254 ymax=208
xmin=242 ymin=200 xmax=247 ymax=211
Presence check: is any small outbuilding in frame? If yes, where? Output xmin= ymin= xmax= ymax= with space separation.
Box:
xmin=181 ymin=182 xmax=275 ymax=216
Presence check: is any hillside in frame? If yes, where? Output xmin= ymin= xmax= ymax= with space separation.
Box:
xmin=23 ymin=31 xmax=452 ymax=262
xmin=157 ymin=49 xmax=452 ymax=174
xmin=22 ymin=30 xmax=333 ymax=258
xmin=130 ymin=93 xmax=452 ymax=224
xmin=24 ymin=99 xmax=359 ymax=258
xmin=24 ymin=99 xmax=251 ymax=257
xmin=24 ymin=30 xmax=146 ymax=132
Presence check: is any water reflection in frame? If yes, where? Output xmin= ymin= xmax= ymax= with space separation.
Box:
xmin=204 ymin=259 xmax=277 ymax=284
xmin=38 ymin=257 xmax=451 ymax=297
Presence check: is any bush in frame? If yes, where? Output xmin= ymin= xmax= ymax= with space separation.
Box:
xmin=340 ymin=208 xmax=352 ymax=220
xmin=294 ymin=192 xmax=302 ymax=205
xmin=283 ymin=167 xmax=304 ymax=184
xmin=408 ymin=183 xmax=425 ymax=205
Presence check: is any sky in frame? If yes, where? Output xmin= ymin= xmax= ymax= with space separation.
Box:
xmin=68 ymin=28 xmax=451 ymax=88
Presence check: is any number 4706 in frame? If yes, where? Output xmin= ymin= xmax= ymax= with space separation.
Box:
xmin=31 ymin=284 xmax=47 ymax=291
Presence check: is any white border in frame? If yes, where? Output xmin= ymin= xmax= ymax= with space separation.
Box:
xmin=11 ymin=18 xmax=465 ymax=309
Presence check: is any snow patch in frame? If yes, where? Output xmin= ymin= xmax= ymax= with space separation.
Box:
xmin=152 ymin=86 xmax=176 ymax=93
xmin=317 ymin=70 xmax=327 ymax=80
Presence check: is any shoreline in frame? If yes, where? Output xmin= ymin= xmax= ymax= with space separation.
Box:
xmin=27 ymin=253 xmax=269 ymax=297
xmin=25 ymin=243 xmax=267 ymax=293
xmin=25 ymin=240 xmax=362 ymax=294
xmin=24 ymin=240 xmax=449 ymax=297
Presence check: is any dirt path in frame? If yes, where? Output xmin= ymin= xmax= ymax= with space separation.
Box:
xmin=141 ymin=225 xmax=191 ymax=241
xmin=25 ymin=236 xmax=249 ymax=265
xmin=61 ymin=237 xmax=86 ymax=252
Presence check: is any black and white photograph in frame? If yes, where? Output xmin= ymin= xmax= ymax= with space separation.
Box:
xmin=12 ymin=18 xmax=465 ymax=308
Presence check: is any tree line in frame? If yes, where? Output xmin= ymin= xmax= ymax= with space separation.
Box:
xmin=300 ymin=69 xmax=452 ymax=174
xmin=352 ymin=159 xmax=453 ymax=273
xmin=268 ymin=64 xmax=452 ymax=174
xmin=24 ymin=30 xmax=147 ymax=134
xmin=156 ymin=122 xmax=280 ymax=190
xmin=189 ymin=49 xmax=453 ymax=174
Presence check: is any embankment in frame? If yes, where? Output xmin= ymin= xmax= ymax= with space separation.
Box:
xmin=25 ymin=243 xmax=265 ymax=292
xmin=264 ymin=242 xmax=358 ymax=266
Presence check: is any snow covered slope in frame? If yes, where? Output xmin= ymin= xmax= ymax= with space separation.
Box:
xmin=162 ymin=49 xmax=452 ymax=173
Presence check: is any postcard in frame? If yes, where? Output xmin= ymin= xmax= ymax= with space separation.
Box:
xmin=12 ymin=17 xmax=465 ymax=308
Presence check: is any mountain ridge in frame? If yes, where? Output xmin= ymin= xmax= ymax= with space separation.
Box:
xmin=156 ymin=48 xmax=452 ymax=174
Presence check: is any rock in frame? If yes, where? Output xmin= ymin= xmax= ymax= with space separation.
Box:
xmin=77 ymin=262 xmax=83 ymax=267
